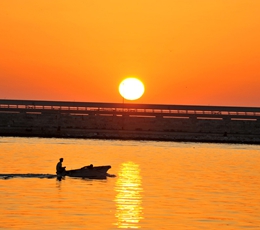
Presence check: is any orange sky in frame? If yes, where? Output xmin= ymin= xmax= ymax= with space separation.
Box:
xmin=0 ymin=0 xmax=259 ymax=106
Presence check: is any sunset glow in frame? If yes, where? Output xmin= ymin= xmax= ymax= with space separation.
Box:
xmin=0 ymin=1 xmax=260 ymax=106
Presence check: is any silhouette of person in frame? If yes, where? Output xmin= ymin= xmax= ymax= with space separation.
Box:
xmin=56 ymin=158 xmax=66 ymax=175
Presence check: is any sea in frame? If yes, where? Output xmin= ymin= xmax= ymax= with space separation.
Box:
xmin=0 ymin=137 xmax=259 ymax=230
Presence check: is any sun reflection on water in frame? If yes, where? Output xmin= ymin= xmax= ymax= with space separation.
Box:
xmin=114 ymin=161 xmax=143 ymax=229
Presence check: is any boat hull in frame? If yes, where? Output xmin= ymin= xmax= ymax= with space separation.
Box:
xmin=63 ymin=165 xmax=111 ymax=179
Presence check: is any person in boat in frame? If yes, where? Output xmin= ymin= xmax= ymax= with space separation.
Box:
xmin=56 ymin=158 xmax=66 ymax=175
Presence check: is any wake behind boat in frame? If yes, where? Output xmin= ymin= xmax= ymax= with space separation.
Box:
xmin=0 ymin=173 xmax=57 ymax=179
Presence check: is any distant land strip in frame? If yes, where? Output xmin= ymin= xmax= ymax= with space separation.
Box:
xmin=1 ymin=99 xmax=260 ymax=144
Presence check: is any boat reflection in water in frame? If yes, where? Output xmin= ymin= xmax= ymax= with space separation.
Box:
xmin=114 ymin=161 xmax=143 ymax=229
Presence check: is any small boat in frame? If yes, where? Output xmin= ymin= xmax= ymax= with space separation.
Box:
xmin=61 ymin=165 xmax=112 ymax=179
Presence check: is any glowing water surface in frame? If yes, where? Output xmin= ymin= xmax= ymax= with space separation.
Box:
xmin=0 ymin=137 xmax=259 ymax=229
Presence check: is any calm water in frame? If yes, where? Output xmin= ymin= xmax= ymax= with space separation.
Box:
xmin=0 ymin=137 xmax=259 ymax=230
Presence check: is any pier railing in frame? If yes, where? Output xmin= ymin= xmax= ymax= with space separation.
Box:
xmin=0 ymin=99 xmax=260 ymax=120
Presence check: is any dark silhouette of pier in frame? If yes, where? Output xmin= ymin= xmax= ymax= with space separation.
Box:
xmin=1 ymin=99 xmax=260 ymax=144
xmin=1 ymin=99 xmax=260 ymax=120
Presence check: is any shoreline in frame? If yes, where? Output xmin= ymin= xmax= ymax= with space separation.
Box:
xmin=1 ymin=129 xmax=260 ymax=145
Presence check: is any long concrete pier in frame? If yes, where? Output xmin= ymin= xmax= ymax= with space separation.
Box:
xmin=1 ymin=99 xmax=260 ymax=144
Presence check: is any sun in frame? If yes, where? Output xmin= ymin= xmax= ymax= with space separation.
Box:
xmin=119 ymin=77 xmax=145 ymax=101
